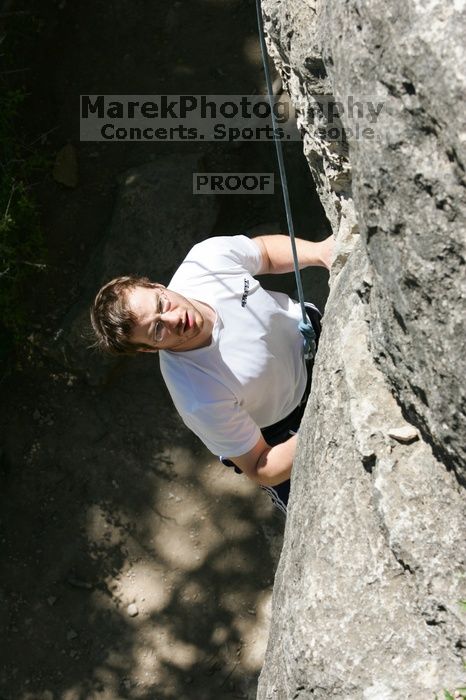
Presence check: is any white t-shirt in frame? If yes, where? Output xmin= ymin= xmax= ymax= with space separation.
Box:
xmin=159 ymin=235 xmax=307 ymax=457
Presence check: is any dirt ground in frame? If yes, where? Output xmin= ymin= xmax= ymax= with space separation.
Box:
xmin=0 ymin=1 xmax=330 ymax=698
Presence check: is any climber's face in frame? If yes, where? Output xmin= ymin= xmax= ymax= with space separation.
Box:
xmin=126 ymin=284 xmax=211 ymax=352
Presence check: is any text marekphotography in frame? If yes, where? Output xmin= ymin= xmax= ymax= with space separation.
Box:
xmin=80 ymin=94 xmax=385 ymax=142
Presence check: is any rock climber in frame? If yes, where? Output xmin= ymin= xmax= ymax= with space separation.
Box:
xmin=89 ymin=233 xmax=334 ymax=514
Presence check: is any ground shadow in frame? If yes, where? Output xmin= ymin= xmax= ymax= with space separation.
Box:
xmin=0 ymin=1 xmax=330 ymax=698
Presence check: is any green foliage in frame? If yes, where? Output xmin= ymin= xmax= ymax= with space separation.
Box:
xmin=440 ymin=682 xmax=466 ymax=699
xmin=0 ymin=83 xmax=48 ymax=367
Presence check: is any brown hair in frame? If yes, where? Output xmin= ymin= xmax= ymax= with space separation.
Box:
xmin=89 ymin=275 xmax=158 ymax=355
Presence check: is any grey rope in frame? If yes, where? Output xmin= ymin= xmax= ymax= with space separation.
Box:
xmin=255 ymin=0 xmax=316 ymax=359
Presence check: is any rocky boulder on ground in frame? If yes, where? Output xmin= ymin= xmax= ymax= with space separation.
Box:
xmin=41 ymin=154 xmax=219 ymax=384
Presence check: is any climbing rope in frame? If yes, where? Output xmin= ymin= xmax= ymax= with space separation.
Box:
xmin=255 ymin=0 xmax=316 ymax=360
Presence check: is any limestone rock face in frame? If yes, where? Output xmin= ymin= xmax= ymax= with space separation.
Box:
xmin=258 ymin=0 xmax=466 ymax=697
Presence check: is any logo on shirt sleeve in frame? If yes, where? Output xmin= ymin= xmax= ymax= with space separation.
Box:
xmin=241 ymin=278 xmax=250 ymax=307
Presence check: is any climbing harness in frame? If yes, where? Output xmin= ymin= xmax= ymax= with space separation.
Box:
xmin=255 ymin=0 xmax=317 ymax=360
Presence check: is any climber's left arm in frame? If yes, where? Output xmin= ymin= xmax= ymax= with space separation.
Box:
xmin=253 ymin=234 xmax=334 ymax=274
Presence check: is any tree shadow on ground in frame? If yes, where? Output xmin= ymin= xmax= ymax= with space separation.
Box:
xmin=0 ymin=0 xmax=330 ymax=698
xmin=1 ymin=349 xmax=285 ymax=699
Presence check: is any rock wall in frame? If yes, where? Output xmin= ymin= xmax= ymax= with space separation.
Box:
xmin=258 ymin=1 xmax=466 ymax=698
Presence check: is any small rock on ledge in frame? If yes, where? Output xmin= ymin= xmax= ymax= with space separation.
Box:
xmin=387 ymin=426 xmax=419 ymax=443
